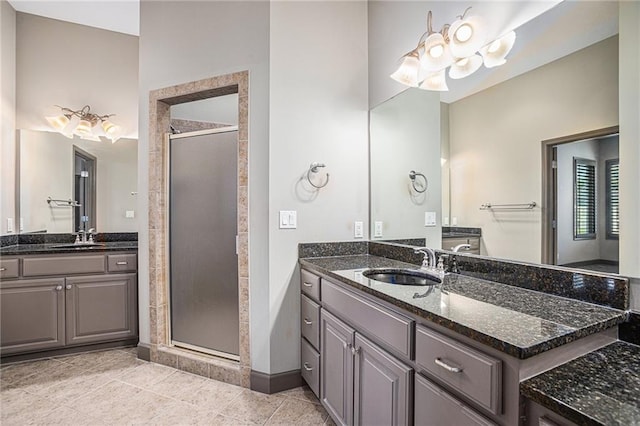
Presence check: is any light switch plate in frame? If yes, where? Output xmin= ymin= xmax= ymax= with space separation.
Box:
xmin=374 ymin=221 xmax=383 ymax=238
xmin=443 ymin=217 xmax=449 ymax=226
xmin=279 ymin=210 xmax=297 ymax=229
xmin=126 ymin=210 xmax=135 ymax=218
xmin=354 ymin=221 xmax=364 ymax=238
xmin=452 ymin=217 xmax=458 ymax=226
xmin=425 ymin=211 xmax=437 ymax=227
xmin=6 ymin=218 xmax=13 ymax=233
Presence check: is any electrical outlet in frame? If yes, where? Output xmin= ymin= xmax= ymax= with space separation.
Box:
xmin=354 ymin=221 xmax=364 ymax=238
xmin=125 ymin=210 xmax=135 ymax=218
xmin=443 ymin=217 xmax=449 ymax=226
xmin=374 ymin=221 xmax=383 ymax=238
xmin=452 ymin=217 xmax=458 ymax=226
xmin=6 ymin=218 xmax=13 ymax=233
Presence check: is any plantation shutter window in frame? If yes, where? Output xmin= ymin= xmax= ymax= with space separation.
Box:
xmin=574 ymin=157 xmax=596 ymax=240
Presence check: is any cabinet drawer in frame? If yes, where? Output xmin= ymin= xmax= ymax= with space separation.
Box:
xmin=301 ymin=294 xmax=320 ymax=350
xmin=300 ymin=269 xmax=321 ymax=301
xmin=0 ymin=258 xmax=19 ymax=279
xmin=23 ymin=255 xmax=105 ymax=277
xmin=301 ymin=338 xmax=320 ymax=398
xmin=322 ymin=279 xmax=413 ymax=359
xmin=415 ymin=374 xmax=496 ymax=426
xmin=415 ymin=325 xmax=501 ymax=415
xmin=107 ymin=254 xmax=137 ymax=272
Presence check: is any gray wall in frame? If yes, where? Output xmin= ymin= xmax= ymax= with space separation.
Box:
xmin=138 ymin=0 xmax=271 ymax=372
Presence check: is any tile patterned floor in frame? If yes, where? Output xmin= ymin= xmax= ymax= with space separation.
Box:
xmin=0 ymin=348 xmax=334 ymax=425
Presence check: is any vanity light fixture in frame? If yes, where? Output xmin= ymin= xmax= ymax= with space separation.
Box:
xmin=390 ymin=7 xmax=516 ymax=91
xmin=46 ymin=105 xmax=121 ymax=143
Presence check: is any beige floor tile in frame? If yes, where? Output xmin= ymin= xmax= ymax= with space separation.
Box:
xmin=218 ymin=389 xmax=286 ymax=424
xmin=88 ymin=351 xmax=146 ymax=377
xmin=35 ymin=405 xmax=106 ymax=425
xmin=55 ymin=349 xmax=123 ymax=370
xmin=7 ymin=364 xmax=88 ymax=394
xmin=277 ymin=385 xmax=321 ymax=405
xmin=146 ymin=370 xmax=208 ymax=402
xmin=73 ymin=380 xmax=143 ymax=419
xmin=178 ymin=378 xmax=244 ymax=410
xmin=1 ymin=358 xmax=66 ymax=387
xmin=146 ymin=401 xmax=220 ymax=425
xmin=116 ymin=362 xmax=176 ymax=389
xmin=106 ymin=388 xmax=179 ymax=425
xmin=0 ymin=388 xmax=59 ymax=424
xmin=265 ymin=399 xmax=328 ymax=425
xmin=35 ymin=369 xmax=114 ymax=404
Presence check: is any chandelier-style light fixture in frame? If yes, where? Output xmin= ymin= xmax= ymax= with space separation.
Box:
xmin=390 ymin=7 xmax=516 ymax=91
xmin=46 ymin=105 xmax=121 ymax=143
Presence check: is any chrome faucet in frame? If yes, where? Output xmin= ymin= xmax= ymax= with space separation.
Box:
xmin=451 ymin=243 xmax=471 ymax=252
xmin=414 ymin=247 xmax=436 ymax=270
xmin=75 ymin=227 xmax=95 ymax=244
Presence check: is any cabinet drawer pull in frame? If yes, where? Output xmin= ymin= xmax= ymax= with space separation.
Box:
xmin=0 ymin=267 xmax=6 ymax=271
xmin=303 ymin=362 xmax=314 ymax=371
xmin=66 ymin=285 xmax=72 ymax=290
xmin=303 ymin=318 xmax=313 ymax=325
xmin=55 ymin=285 xmax=63 ymax=291
xmin=116 ymin=261 xmax=128 ymax=265
xmin=302 ymin=282 xmax=313 ymax=287
xmin=434 ymin=358 xmax=463 ymax=373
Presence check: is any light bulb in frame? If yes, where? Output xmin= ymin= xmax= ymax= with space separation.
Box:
xmin=429 ymin=44 xmax=444 ymax=58
xmin=455 ymin=24 xmax=473 ymax=42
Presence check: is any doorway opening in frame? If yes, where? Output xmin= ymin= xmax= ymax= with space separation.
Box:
xmin=542 ymin=126 xmax=619 ymax=273
xmin=73 ymin=146 xmax=96 ymax=233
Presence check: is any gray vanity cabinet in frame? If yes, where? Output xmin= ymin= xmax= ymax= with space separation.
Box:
xmin=354 ymin=334 xmax=412 ymax=426
xmin=0 ymin=251 xmax=138 ymax=358
xmin=321 ymin=308 xmax=412 ymax=426
xmin=321 ymin=309 xmax=355 ymax=426
xmin=65 ymin=273 xmax=138 ymax=345
xmin=0 ymin=278 xmax=66 ymax=355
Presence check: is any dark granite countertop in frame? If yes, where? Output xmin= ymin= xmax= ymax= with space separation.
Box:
xmin=0 ymin=241 xmax=138 ymax=255
xmin=300 ymin=254 xmax=626 ymax=359
xmin=521 ymin=341 xmax=640 ymax=425
xmin=442 ymin=232 xmax=482 ymax=238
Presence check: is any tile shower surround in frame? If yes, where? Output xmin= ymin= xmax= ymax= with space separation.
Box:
xmin=147 ymin=71 xmax=250 ymax=387
xmin=299 ymin=241 xmax=629 ymax=310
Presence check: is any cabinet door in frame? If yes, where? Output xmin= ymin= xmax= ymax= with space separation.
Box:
xmin=321 ymin=309 xmax=355 ymax=426
xmin=354 ymin=334 xmax=412 ymax=426
xmin=0 ymin=278 xmax=65 ymax=355
xmin=414 ymin=374 xmax=496 ymax=426
xmin=65 ymin=274 xmax=137 ymax=345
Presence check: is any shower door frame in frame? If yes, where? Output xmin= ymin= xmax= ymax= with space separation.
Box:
xmin=166 ymin=125 xmax=240 ymax=361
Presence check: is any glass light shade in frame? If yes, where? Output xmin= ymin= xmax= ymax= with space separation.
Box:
xmin=449 ymin=54 xmax=483 ymax=79
xmin=420 ymin=32 xmax=453 ymax=71
xmin=419 ymin=69 xmax=448 ymax=91
xmin=74 ymin=119 xmax=93 ymax=136
xmin=46 ymin=114 xmax=70 ymax=131
xmin=390 ymin=53 xmax=421 ymax=87
xmin=480 ymin=31 xmax=516 ymax=68
xmin=101 ymin=119 xmax=119 ymax=136
xmin=448 ymin=16 xmax=486 ymax=58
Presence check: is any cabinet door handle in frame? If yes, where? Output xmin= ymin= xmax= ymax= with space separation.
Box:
xmin=303 ymin=318 xmax=313 ymax=325
xmin=434 ymin=358 xmax=463 ymax=373
xmin=303 ymin=362 xmax=314 ymax=371
xmin=116 ymin=261 xmax=128 ymax=265
xmin=55 ymin=285 xmax=63 ymax=291
xmin=302 ymin=282 xmax=313 ymax=287
xmin=66 ymin=285 xmax=72 ymax=290
xmin=0 ymin=267 xmax=6 ymax=271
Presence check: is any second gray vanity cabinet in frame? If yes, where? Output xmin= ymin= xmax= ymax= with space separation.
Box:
xmin=65 ymin=274 xmax=138 ymax=345
xmin=0 ymin=278 xmax=66 ymax=355
xmin=354 ymin=334 xmax=412 ymax=426
xmin=301 ymin=294 xmax=321 ymax=350
xmin=321 ymin=309 xmax=355 ymax=426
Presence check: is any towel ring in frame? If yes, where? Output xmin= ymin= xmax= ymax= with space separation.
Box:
xmin=307 ymin=162 xmax=330 ymax=189
xmin=409 ymin=170 xmax=428 ymax=193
